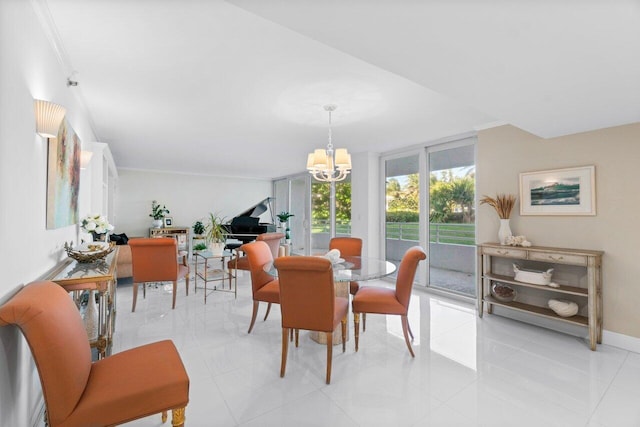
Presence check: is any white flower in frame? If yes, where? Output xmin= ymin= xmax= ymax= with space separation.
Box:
xmin=81 ymin=213 xmax=114 ymax=234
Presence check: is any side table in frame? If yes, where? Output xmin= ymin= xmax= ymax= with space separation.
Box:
xmin=193 ymin=250 xmax=237 ymax=303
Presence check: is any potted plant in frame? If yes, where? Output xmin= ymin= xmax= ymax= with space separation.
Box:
xmin=193 ymin=220 xmax=205 ymax=236
xmin=149 ymin=200 xmax=170 ymax=228
xmin=276 ymin=211 xmax=294 ymax=242
xmin=206 ymin=212 xmax=227 ymax=255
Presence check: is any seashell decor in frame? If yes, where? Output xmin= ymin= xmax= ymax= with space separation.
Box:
xmin=548 ymin=299 xmax=579 ymax=317
xmin=505 ymin=235 xmax=532 ymax=247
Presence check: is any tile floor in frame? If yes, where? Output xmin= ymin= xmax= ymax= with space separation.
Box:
xmin=112 ymin=273 xmax=638 ymax=427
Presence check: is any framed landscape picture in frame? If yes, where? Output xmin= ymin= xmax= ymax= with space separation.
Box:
xmin=519 ymin=165 xmax=596 ymax=216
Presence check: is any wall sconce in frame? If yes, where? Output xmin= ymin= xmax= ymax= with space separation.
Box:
xmin=34 ymin=99 xmax=66 ymax=138
xmin=80 ymin=151 xmax=93 ymax=169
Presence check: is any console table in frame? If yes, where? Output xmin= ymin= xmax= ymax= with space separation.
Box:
xmin=149 ymin=226 xmax=192 ymax=258
xmin=477 ymin=243 xmax=603 ymax=350
xmin=45 ymin=250 xmax=118 ymax=359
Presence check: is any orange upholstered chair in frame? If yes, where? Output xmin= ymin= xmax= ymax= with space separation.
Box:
xmin=227 ymin=232 xmax=284 ymax=283
xmin=329 ymin=237 xmax=363 ymax=329
xmin=129 ymin=238 xmax=190 ymax=312
xmin=242 ymin=240 xmax=281 ymax=333
xmin=352 ymin=246 xmax=426 ymax=357
xmin=274 ymin=256 xmax=348 ymax=384
xmin=0 ymin=281 xmax=189 ymax=427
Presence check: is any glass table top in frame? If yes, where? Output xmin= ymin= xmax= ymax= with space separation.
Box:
xmin=268 ymin=256 xmax=396 ymax=282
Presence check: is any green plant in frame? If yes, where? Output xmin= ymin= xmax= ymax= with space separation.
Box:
xmin=149 ymin=200 xmax=170 ymax=220
xmin=276 ymin=211 xmax=294 ymax=225
xmin=193 ymin=242 xmax=207 ymax=251
xmin=192 ymin=220 xmax=205 ymax=235
xmin=206 ymin=212 xmax=226 ymax=244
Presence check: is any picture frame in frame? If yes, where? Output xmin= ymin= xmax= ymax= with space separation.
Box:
xmin=519 ymin=165 xmax=596 ymax=216
xmin=163 ymin=217 xmax=173 ymax=227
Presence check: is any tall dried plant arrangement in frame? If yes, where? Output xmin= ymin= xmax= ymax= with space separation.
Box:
xmin=480 ymin=194 xmax=516 ymax=219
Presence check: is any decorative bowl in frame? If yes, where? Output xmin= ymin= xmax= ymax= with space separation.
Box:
xmin=491 ymin=283 xmax=516 ymax=302
xmin=65 ymin=241 xmax=115 ymax=263
xmin=548 ymin=299 xmax=579 ymax=317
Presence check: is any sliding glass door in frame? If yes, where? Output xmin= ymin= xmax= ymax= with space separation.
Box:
xmin=384 ymin=154 xmax=421 ymax=279
xmin=427 ymin=142 xmax=476 ymax=297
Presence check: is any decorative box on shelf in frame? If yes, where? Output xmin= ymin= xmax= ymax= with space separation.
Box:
xmin=513 ymin=264 xmax=553 ymax=285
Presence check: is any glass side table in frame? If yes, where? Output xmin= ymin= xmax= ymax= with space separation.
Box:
xmin=193 ymin=249 xmax=237 ymax=303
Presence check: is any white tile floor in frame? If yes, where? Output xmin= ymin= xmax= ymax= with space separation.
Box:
xmin=113 ymin=273 xmax=639 ymax=427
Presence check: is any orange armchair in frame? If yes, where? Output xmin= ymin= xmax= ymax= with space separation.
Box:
xmin=352 ymin=246 xmax=426 ymax=357
xmin=227 ymin=232 xmax=284 ymax=283
xmin=0 ymin=281 xmax=189 ymax=426
xmin=242 ymin=240 xmax=281 ymax=333
xmin=129 ymin=238 xmax=190 ymax=312
xmin=274 ymin=256 xmax=348 ymax=384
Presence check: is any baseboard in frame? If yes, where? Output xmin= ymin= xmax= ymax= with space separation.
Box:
xmin=603 ymin=330 xmax=640 ymax=354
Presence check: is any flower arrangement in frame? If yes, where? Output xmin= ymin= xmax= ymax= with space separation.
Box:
xmin=80 ymin=213 xmax=114 ymax=235
xmin=479 ymin=194 xmax=516 ymax=219
xmin=149 ymin=200 xmax=170 ymax=220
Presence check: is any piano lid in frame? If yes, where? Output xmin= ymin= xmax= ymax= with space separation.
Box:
xmin=232 ymin=197 xmax=275 ymax=224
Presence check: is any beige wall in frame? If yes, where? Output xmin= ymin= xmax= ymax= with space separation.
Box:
xmin=477 ymin=123 xmax=640 ymax=339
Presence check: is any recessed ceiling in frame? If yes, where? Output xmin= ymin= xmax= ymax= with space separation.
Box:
xmin=43 ymin=0 xmax=640 ymax=179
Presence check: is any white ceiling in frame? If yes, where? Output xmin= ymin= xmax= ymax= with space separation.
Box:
xmin=43 ymin=0 xmax=640 ymax=179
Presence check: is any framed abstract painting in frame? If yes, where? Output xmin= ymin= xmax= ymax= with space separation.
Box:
xmin=519 ymin=165 xmax=596 ymax=216
xmin=46 ymin=119 xmax=81 ymax=229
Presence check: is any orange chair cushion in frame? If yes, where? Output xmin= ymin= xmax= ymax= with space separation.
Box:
xmin=352 ymin=286 xmax=406 ymax=315
xmin=66 ymin=340 xmax=189 ymax=426
xmin=253 ymin=279 xmax=280 ymax=304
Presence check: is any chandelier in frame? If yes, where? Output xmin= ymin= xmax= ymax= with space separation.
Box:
xmin=306 ymin=105 xmax=352 ymax=182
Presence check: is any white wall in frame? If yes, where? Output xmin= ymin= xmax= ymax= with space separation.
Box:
xmin=351 ymin=152 xmax=381 ymax=259
xmin=0 ymin=2 xmax=99 ymax=425
xmin=116 ymin=169 xmax=272 ymax=237
xmin=477 ymin=123 xmax=640 ymax=342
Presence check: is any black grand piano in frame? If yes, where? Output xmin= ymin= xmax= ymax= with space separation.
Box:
xmin=222 ymin=197 xmax=277 ymax=249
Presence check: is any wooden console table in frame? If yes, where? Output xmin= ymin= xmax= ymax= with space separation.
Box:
xmin=45 ymin=250 xmax=118 ymax=359
xmin=149 ymin=226 xmax=192 ymax=258
xmin=477 ymin=243 xmax=603 ymax=350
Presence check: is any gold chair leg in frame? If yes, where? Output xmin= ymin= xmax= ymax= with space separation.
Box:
xmin=185 ymin=274 xmax=189 ymax=296
xmin=407 ymin=319 xmax=414 ymax=340
xmin=363 ymin=313 xmax=366 ymax=332
xmin=326 ymin=332 xmax=333 ymax=384
xmin=162 ymin=410 xmax=167 ymax=423
xmin=295 ymin=329 xmax=299 ymax=347
xmin=248 ymin=301 xmax=259 ymax=333
xmin=132 ymin=283 xmax=139 ymax=312
xmin=264 ymin=302 xmax=272 ymax=321
xmin=171 ymin=407 xmax=186 ymax=427
xmin=172 ymin=280 xmax=177 ymax=309
xmin=354 ymin=312 xmax=360 ymax=352
xmin=341 ymin=316 xmax=347 ymax=352
xmin=281 ymin=327 xmax=289 ymax=378
xmin=401 ymin=315 xmax=415 ymax=357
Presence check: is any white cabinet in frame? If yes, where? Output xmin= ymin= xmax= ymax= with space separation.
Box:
xmin=477 ymin=242 xmax=603 ymax=350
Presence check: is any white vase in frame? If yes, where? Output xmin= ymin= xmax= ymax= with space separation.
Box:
xmin=152 ymin=219 xmax=163 ymax=228
xmin=209 ymin=242 xmax=225 ymax=256
xmin=498 ymin=218 xmax=512 ymax=245
xmin=84 ymin=290 xmax=99 ymax=341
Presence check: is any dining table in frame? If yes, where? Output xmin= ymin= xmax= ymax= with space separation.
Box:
xmin=269 ymin=255 xmax=397 ymax=344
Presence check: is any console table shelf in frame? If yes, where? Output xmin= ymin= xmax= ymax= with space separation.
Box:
xmin=477 ymin=242 xmax=603 ymax=350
